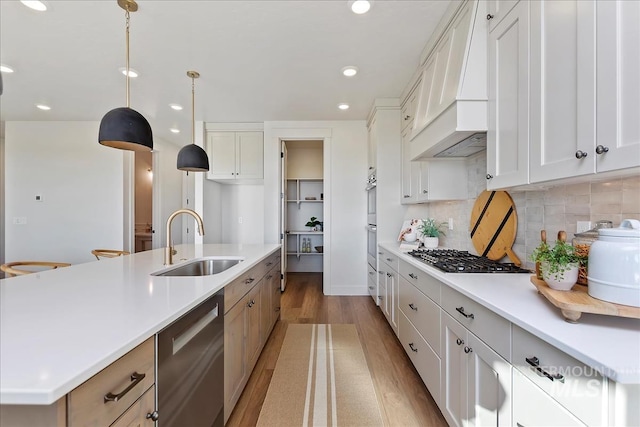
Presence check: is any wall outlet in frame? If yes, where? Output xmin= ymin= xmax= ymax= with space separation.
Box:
xmin=35 ymin=194 xmax=43 ymax=202
xmin=13 ymin=217 xmax=27 ymax=225
xmin=448 ymin=217 xmax=454 ymax=230
xmin=576 ymin=221 xmax=592 ymax=234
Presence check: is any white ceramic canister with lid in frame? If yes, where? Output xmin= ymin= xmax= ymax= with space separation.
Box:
xmin=587 ymin=219 xmax=640 ymax=307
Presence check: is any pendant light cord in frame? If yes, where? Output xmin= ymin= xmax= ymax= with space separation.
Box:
xmin=191 ymin=76 xmax=196 ymax=145
xmin=125 ymin=7 xmax=131 ymax=108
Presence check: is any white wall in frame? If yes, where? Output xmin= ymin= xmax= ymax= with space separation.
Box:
xmin=0 ymin=135 xmax=5 ymax=276
xmin=264 ymin=121 xmax=368 ymax=295
xmin=220 ymin=185 xmax=265 ymax=244
xmin=4 ymin=121 xmax=123 ymax=264
xmin=3 ymin=121 xmax=186 ymax=265
xmin=135 ymin=151 xmax=153 ymax=228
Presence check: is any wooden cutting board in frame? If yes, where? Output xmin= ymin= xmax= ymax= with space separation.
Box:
xmin=530 ymin=276 xmax=640 ymax=323
xmin=470 ymin=190 xmax=521 ymax=265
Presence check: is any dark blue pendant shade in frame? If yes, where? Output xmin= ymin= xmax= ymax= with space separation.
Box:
xmin=177 ymin=144 xmax=209 ymax=172
xmin=99 ymin=107 xmax=153 ymax=151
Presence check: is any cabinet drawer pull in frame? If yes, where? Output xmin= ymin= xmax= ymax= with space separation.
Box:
xmin=266 ymin=262 xmax=273 ymax=267
xmin=464 ymin=346 xmax=473 ymax=354
xmin=408 ymin=303 xmax=418 ymax=311
xmin=526 ymin=356 xmax=565 ymax=383
xmin=245 ymin=277 xmax=255 ymax=284
xmin=266 ymin=275 xmax=273 ymax=280
xmin=408 ymin=273 xmax=418 ymax=280
xmin=368 ymin=285 xmax=374 ymax=290
xmin=486 ymin=174 xmax=493 ymax=180
xmin=386 ymin=272 xmax=392 ymax=278
xmin=456 ymin=306 xmax=474 ymax=319
xmin=408 ymin=342 xmax=418 ymax=352
xmin=404 ymin=195 xmax=411 ymax=198
xmin=386 ymin=258 xmax=393 ymax=262
xmin=596 ymin=145 xmax=609 ymax=155
xmin=575 ymin=150 xmax=588 ymax=159
xmin=369 ymin=271 xmax=374 ymax=276
xmin=456 ymin=338 xmax=464 ymax=346
xmin=146 ymin=411 xmax=159 ymax=421
xmin=104 ymin=372 xmax=146 ymax=403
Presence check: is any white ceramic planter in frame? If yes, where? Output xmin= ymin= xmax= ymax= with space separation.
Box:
xmin=423 ymin=237 xmax=439 ymax=249
xmin=541 ymin=262 xmax=579 ymax=291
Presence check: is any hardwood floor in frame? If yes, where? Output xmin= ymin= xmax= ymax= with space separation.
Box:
xmin=226 ymin=272 xmax=448 ymax=427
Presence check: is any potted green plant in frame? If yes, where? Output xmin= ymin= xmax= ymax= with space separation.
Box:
xmin=417 ymin=218 xmax=447 ymax=248
xmin=531 ymin=239 xmax=586 ymax=291
xmin=305 ymin=216 xmax=323 ymax=231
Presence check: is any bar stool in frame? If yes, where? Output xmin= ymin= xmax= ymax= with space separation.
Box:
xmin=1 ymin=261 xmax=71 ymax=277
xmin=92 ymin=249 xmax=130 ymax=260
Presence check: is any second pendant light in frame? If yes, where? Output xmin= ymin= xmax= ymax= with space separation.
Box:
xmin=177 ymin=71 xmax=209 ymax=172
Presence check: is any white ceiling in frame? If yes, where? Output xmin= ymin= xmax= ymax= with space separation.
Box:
xmin=0 ymin=0 xmax=452 ymax=145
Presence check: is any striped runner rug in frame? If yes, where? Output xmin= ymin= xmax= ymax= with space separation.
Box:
xmin=257 ymin=324 xmax=383 ymax=427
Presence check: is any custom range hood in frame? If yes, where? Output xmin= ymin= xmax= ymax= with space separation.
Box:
xmin=409 ymin=0 xmax=487 ymax=160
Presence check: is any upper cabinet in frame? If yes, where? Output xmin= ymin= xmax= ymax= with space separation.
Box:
xmin=486 ymin=0 xmax=530 ymax=189
xmin=410 ymin=0 xmax=488 ymax=160
xmin=595 ymin=0 xmax=640 ymax=173
xmin=487 ymin=0 xmax=640 ymax=190
xmin=206 ymin=131 xmax=264 ymax=183
xmin=529 ymin=0 xmax=597 ymax=183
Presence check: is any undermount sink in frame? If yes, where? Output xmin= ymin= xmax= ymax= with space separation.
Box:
xmin=151 ymin=257 xmax=243 ymax=277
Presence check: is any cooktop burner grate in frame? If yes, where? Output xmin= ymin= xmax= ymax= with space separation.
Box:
xmin=407 ymin=249 xmax=530 ymax=273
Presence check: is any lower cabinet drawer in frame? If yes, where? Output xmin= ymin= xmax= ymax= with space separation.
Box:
xmin=224 ymin=266 xmax=261 ymax=312
xmin=513 ymin=369 xmax=586 ymax=427
xmin=512 ymin=325 xmax=607 ymax=426
xmin=441 ymin=285 xmax=511 ymax=360
xmin=111 ymin=385 xmax=156 ymax=427
xmin=399 ymin=312 xmax=441 ymax=405
xmin=399 ymin=276 xmax=440 ymax=355
xmin=398 ymin=259 xmax=441 ymax=304
xmin=68 ymin=337 xmax=155 ymax=427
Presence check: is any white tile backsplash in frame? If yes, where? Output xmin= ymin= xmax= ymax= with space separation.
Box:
xmin=405 ymin=153 xmax=640 ymax=269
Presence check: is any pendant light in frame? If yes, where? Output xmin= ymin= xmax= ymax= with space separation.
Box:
xmin=177 ymin=71 xmax=210 ymax=171
xmin=98 ymin=0 xmax=153 ymax=151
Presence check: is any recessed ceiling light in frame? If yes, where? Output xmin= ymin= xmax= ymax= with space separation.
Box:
xmin=170 ymin=128 xmax=180 ymax=134
xmin=36 ymin=104 xmax=51 ymax=110
xmin=350 ymin=0 xmax=371 ymax=15
xmin=169 ymin=104 xmax=183 ymax=111
xmin=338 ymin=103 xmax=350 ymax=110
xmin=119 ymin=68 xmax=138 ymax=78
xmin=0 ymin=64 xmax=15 ymax=73
xmin=20 ymin=1 xmax=47 ymax=12
xmin=342 ymin=66 xmax=358 ymax=77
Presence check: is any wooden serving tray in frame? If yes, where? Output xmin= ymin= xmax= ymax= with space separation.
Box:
xmin=530 ymin=276 xmax=640 ymax=323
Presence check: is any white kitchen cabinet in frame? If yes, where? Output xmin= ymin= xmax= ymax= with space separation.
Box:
xmin=367 ymin=117 xmax=377 ymax=174
xmin=529 ymin=0 xmax=597 ymax=183
xmin=401 ymin=127 xmax=421 ymax=204
xmin=400 ymin=80 xmax=420 ymax=131
xmin=206 ymin=131 xmax=263 ymax=182
xmin=595 ymin=0 xmax=640 ymax=173
xmin=416 ymin=159 xmax=468 ymax=202
xmin=512 ymin=369 xmax=586 ymax=427
xmin=486 ymin=0 xmax=530 ymax=190
xmin=441 ymin=312 xmax=512 ymax=427
xmin=486 ymin=0 xmax=519 ymax=32
xmin=512 ymin=325 xmax=607 ymax=426
xmin=378 ymin=247 xmax=399 ymax=336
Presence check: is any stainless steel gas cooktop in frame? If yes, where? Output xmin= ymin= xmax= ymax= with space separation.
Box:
xmin=407 ymin=249 xmax=530 ymax=274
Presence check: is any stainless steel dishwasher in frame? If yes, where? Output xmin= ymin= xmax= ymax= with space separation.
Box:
xmin=157 ymin=289 xmax=224 ymax=427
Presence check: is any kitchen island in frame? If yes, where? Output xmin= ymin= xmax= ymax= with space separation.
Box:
xmin=0 ymin=243 xmax=280 ymax=408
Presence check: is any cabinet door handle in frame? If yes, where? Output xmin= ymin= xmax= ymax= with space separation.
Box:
xmin=456 ymin=306 xmax=474 ymax=319
xmin=387 ymin=272 xmax=392 ymax=278
xmin=404 ymin=195 xmax=411 ymax=198
xmin=422 ymin=190 xmax=428 ymax=194
xmin=146 ymin=411 xmax=159 ymax=421
xmin=266 ymin=275 xmax=273 ymax=280
xmin=386 ymin=258 xmax=393 ymax=262
xmin=575 ymin=150 xmax=588 ymax=159
xmin=526 ymin=356 xmax=565 ymax=382
xmin=369 ymin=271 xmax=374 ymax=276
xmin=596 ymin=145 xmax=609 ymax=155
xmin=245 ymin=277 xmax=255 ymax=284
xmin=408 ymin=273 xmax=418 ymax=279
xmin=266 ymin=262 xmax=273 ymax=267
xmin=404 ymin=115 xmax=411 ymax=121
xmin=368 ymin=285 xmax=374 ymax=290
xmin=408 ymin=303 xmax=418 ymax=311
xmin=456 ymin=338 xmax=464 ymax=346
xmin=464 ymin=346 xmax=473 ymax=354
xmin=408 ymin=342 xmax=418 ymax=352
xmin=486 ymin=13 xmax=494 ymax=20
xmin=104 ymin=372 xmax=146 ymax=403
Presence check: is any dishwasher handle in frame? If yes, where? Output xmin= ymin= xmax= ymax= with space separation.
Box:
xmin=172 ymin=304 xmax=219 ymax=355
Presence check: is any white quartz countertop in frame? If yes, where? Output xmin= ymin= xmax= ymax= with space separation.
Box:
xmin=380 ymin=242 xmax=640 ymax=384
xmin=0 ymin=244 xmax=280 ymax=405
